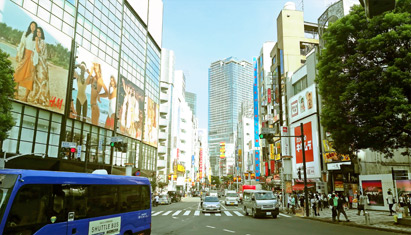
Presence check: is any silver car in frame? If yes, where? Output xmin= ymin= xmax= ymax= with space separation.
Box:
xmin=158 ymin=194 xmax=171 ymax=205
xmin=202 ymin=196 xmax=221 ymax=213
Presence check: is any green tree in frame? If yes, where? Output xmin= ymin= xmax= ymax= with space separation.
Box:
xmin=316 ymin=0 xmax=411 ymax=157
xmin=211 ymin=176 xmax=221 ymax=186
xmin=0 ymin=49 xmax=15 ymax=148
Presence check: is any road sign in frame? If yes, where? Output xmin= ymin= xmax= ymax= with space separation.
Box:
xmin=77 ymin=145 xmax=81 ymax=158
xmin=98 ymin=139 xmax=103 ymax=151
xmin=61 ymin=141 xmax=77 ymax=148
xmin=261 ymin=127 xmax=276 ymax=134
xmin=110 ymin=136 xmax=123 ymax=143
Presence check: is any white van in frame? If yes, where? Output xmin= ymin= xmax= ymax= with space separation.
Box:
xmin=243 ymin=190 xmax=280 ymax=218
xmin=224 ymin=190 xmax=239 ymax=206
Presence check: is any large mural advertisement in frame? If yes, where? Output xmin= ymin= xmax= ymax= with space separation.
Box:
xmin=0 ymin=1 xmax=71 ymax=114
xmin=70 ymin=47 xmax=118 ymax=130
xmin=143 ymin=97 xmax=158 ymax=147
xmin=117 ymin=75 xmax=144 ymax=140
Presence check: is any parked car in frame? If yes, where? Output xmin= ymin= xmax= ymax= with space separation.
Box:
xmin=243 ymin=190 xmax=279 ymax=218
xmin=202 ymin=196 xmax=221 ymax=213
xmin=224 ymin=191 xmax=239 ymax=206
xmin=158 ymin=194 xmax=171 ymax=205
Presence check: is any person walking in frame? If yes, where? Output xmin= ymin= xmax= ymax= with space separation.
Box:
xmin=311 ymin=195 xmax=318 ymax=216
xmin=299 ymin=194 xmax=305 ymax=215
xmin=337 ymin=193 xmax=350 ymax=222
xmin=330 ymin=194 xmax=338 ymax=222
xmin=290 ymin=194 xmax=296 ymax=214
xmin=154 ymin=194 xmax=159 ymax=207
xmin=386 ymin=191 xmax=395 ymax=216
xmin=406 ymin=194 xmax=411 ymax=216
xmin=357 ymin=192 xmax=367 ymax=215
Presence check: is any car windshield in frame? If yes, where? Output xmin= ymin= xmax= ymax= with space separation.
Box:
xmin=227 ymin=193 xmax=237 ymax=197
xmin=160 ymin=195 xmax=167 ymax=199
xmin=255 ymin=192 xmax=275 ymax=200
xmin=204 ymin=197 xmax=219 ymax=202
xmin=0 ymin=174 xmax=18 ymax=223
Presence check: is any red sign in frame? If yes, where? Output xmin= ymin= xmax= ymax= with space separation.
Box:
xmin=270 ymin=160 xmax=275 ymax=174
xmin=265 ymin=162 xmax=269 ymax=176
xmin=294 ymin=122 xmax=314 ymax=164
xmin=267 ymin=88 xmax=271 ymax=103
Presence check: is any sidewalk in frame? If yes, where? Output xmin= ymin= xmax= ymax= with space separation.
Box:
xmin=289 ymin=207 xmax=411 ymax=234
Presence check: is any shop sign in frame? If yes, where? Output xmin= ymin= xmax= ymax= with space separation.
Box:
xmin=334 ymin=181 xmax=344 ymax=191
xmin=327 ymin=162 xmax=351 ymax=171
xmin=177 ymin=164 xmax=185 ymax=172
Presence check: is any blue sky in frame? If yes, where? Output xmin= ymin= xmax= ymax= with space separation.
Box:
xmin=162 ymin=0 xmax=337 ymax=129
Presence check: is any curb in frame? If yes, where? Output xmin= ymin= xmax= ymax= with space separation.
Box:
xmin=301 ymin=216 xmax=411 ymax=234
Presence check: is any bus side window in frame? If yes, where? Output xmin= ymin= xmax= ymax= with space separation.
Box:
xmin=4 ymin=185 xmax=52 ymax=234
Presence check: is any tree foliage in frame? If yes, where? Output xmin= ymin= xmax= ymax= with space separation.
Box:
xmin=316 ymin=0 xmax=411 ymax=157
xmin=0 ymin=49 xmax=15 ymax=143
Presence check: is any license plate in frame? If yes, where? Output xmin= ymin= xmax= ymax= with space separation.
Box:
xmin=230 ymin=202 xmax=234 ymax=204
xmin=266 ymin=212 xmax=271 ymax=215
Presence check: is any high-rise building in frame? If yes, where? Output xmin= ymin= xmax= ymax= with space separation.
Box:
xmin=185 ymin=92 xmax=197 ymax=116
xmin=208 ymin=57 xmax=253 ymax=176
xmin=0 ymin=0 xmax=163 ymax=177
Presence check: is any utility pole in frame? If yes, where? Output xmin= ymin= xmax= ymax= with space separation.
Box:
xmin=301 ymin=123 xmax=309 ymax=217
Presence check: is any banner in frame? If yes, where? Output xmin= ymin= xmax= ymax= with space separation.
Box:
xmin=362 ymin=180 xmax=384 ymax=206
xmin=294 ymin=122 xmax=314 ymax=164
xmin=143 ymin=97 xmax=158 ymax=147
xmin=117 ymin=75 xmax=144 ymax=140
xmin=0 ymin=1 xmax=71 ymax=114
xmin=253 ymin=57 xmax=260 ymax=181
xmin=71 ymin=46 xmax=118 ymax=129
xmin=220 ymin=142 xmax=225 ymax=159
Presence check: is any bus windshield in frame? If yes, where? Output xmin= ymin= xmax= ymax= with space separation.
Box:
xmin=0 ymin=174 xmax=18 ymax=223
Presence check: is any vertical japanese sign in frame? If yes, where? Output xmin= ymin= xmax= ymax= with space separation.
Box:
xmin=294 ymin=122 xmax=314 ymax=164
xmin=219 ymin=142 xmax=225 ymax=159
xmin=281 ymin=126 xmax=290 ymax=156
xmin=199 ymin=148 xmax=203 ymax=180
xmin=253 ymin=57 xmax=260 ymax=181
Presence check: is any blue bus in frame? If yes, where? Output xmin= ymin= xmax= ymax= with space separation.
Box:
xmin=0 ymin=169 xmax=151 ymax=235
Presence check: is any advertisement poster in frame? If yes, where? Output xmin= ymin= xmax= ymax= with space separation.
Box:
xmin=143 ymin=97 xmax=158 ymax=147
xmin=288 ymin=84 xmax=317 ymax=123
xmin=70 ymin=47 xmax=118 ymax=130
xmin=362 ymin=180 xmax=384 ymax=206
xmin=290 ymin=116 xmax=321 ymax=179
xmin=323 ymin=140 xmax=350 ymax=163
xmin=396 ymin=180 xmax=411 ymax=194
xmin=0 ymin=1 xmax=71 ymax=114
xmin=117 ymin=75 xmax=144 ymax=140
xmin=220 ymin=142 xmax=225 ymax=159
xmin=334 ymin=181 xmax=344 ymax=191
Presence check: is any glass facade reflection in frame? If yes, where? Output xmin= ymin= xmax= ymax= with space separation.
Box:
xmin=2 ymin=0 xmax=163 ymax=176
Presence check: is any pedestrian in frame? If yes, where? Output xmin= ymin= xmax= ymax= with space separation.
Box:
xmin=154 ymin=194 xmax=159 ymax=207
xmin=337 ymin=193 xmax=350 ymax=222
xmin=311 ymin=195 xmax=318 ymax=216
xmin=357 ymin=192 xmax=367 ymax=215
xmin=323 ymin=193 xmax=328 ymax=208
xmin=287 ymin=194 xmax=292 ymax=214
xmin=406 ymin=194 xmax=411 ymax=216
xmin=399 ymin=194 xmax=406 ymax=208
xmin=290 ymin=194 xmax=296 ymax=214
xmin=299 ymin=194 xmax=305 ymax=215
xmin=386 ymin=191 xmax=395 ymax=216
xmin=330 ymin=194 xmax=338 ymax=222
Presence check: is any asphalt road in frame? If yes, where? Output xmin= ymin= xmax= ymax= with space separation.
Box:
xmin=151 ymin=197 xmax=397 ymax=235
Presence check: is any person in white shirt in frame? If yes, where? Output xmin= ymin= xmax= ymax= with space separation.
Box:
xmin=386 ymin=191 xmax=395 ymax=215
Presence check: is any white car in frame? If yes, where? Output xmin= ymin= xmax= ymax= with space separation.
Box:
xmin=225 ymin=192 xmax=239 ymax=206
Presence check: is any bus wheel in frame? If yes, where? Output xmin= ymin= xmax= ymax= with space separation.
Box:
xmin=244 ymin=206 xmax=248 ymax=215
xmin=123 ymin=231 xmax=132 ymax=235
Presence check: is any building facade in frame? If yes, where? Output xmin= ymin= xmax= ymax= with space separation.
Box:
xmin=208 ymin=57 xmax=253 ymax=176
xmin=0 ymin=0 xmax=163 ymax=178
xmin=185 ymin=91 xmax=197 ymax=116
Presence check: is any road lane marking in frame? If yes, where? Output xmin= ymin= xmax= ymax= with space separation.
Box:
xmin=223 ymin=229 xmax=235 ymax=233
xmin=183 ymin=210 xmax=191 ymax=216
xmin=194 ymin=210 xmax=200 ymax=216
xmin=279 ymin=213 xmax=291 ymax=218
xmin=221 ymin=204 xmax=227 ymax=210
xmin=151 ymin=211 xmax=155 ymax=214
xmin=233 ymin=211 xmax=243 ymax=216
xmin=215 ymin=213 xmax=221 ymax=216
xmin=162 ymin=211 xmax=173 ymax=215
xmin=223 ymin=211 xmax=233 ymax=216
xmin=172 ymin=210 xmax=182 ymax=216
xmin=206 ymin=226 xmax=216 ymax=229
xmin=205 ymin=213 xmax=211 ymax=216
xmin=152 ymin=211 xmax=163 ymax=216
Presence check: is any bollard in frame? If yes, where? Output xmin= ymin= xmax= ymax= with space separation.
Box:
xmin=364 ymin=212 xmax=370 ymax=225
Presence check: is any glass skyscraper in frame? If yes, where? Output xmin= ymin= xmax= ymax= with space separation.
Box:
xmin=208 ymin=57 xmax=253 ymax=176
xmin=185 ymin=92 xmax=197 ymax=116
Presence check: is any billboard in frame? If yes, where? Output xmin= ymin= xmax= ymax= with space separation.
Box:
xmin=253 ymin=57 xmax=260 ymax=181
xmin=0 ymin=1 xmax=71 ymax=114
xmin=323 ymin=140 xmax=350 ymax=163
xmin=288 ymin=84 xmax=317 ymax=123
xmin=291 ymin=115 xmax=321 ymax=179
xmin=117 ymin=75 xmax=144 ymax=140
xmin=143 ymin=97 xmax=158 ymax=147
xmin=70 ymin=46 xmax=118 ymax=130
xmin=220 ymin=142 xmax=225 ymax=159
xmin=362 ymin=180 xmax=384 ymax=206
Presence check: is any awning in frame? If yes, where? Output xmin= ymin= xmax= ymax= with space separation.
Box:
xmin=292 ymin=184 xmax=315 ymax=191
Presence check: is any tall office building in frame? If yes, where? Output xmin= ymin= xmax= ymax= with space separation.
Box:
xmin=208 ymin=57 xmax=253 ymax=176
xmin=185 ymin=92 xmax=197 ymax=116
xmin=0 ymin=0 xmax=163 ymax=177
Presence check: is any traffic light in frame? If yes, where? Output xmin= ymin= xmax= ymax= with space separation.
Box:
xmin=110 ymin=141 xmax=127 ymax=153
xmin=168 ymin=174 xmax=172 ymax=180
xmin=59 ymin=147 xmax=76 ymax=158
xmin=259 ymin=132 xmax=275 ymax=144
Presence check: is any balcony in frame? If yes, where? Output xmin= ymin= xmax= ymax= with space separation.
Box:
xmin=159 ymin=118 xmax=168 ymax=127
xmin=158 ymin=132 xmax=167 ymax=140
xmin=158 ymin=145 xmax=167 ymax=154
xmin=160 ymin=92 xmax=169 ymax=101
xmin=159 ymin=104 xmax=169 ymax=114
xmin=157 ymin=159 xmax=166 ymax=168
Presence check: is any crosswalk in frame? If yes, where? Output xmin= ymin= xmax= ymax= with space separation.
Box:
xmin=151 ymin=210 xmax=288 ymax=218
